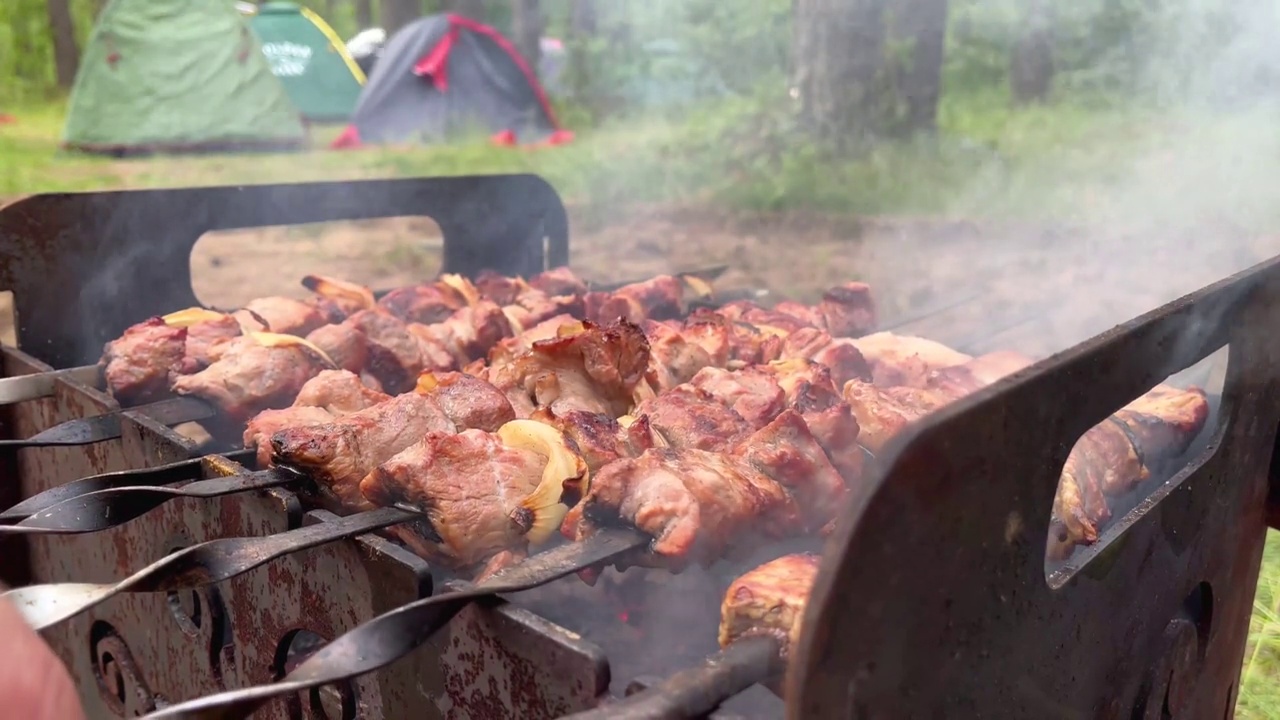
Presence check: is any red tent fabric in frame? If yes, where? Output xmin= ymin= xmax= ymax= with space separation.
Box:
xmin=330 ymin=13 xmax=568 ymax=150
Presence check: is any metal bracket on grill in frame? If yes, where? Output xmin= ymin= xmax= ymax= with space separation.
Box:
xmin=0 ymin=175 xmax=569 ymax=369
xmin=792 ymin=255 xmax=1280 ymax=718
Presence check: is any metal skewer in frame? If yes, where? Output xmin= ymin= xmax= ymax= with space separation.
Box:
xmin=0 ymin=449 xmax=254 ymax=523
xmin=139 ymin=528 xmax=650 ymax=720
xmin=0 ymin=364 xmax=100 ymax=404
xmin=0 ymin=396 xmax=214 ymax=449
xmin=0 ymin=468 xmax=301 ymax=535
xmin=1 ymin=506 xmax=420 ymax=630
xmin=563 ymin=636 xmax=785 ymax=720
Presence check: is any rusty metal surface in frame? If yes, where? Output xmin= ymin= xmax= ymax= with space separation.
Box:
xmin=791 ymin=254 xmax=1280 ymax=718
xmin=0 ymin=176 xmax=569 ymax=369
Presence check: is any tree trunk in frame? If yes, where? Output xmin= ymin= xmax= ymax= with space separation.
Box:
xmin=356 ymin=0 xmax=374 ymax=27
xmin=895 ymin=0 xmax=950 ymax=134
xmin=510 ymin=0 xmax=543 ymax=73
xmin=793 ymin=0 xmax=888 ymax=149
xmin=380 ymin=0 xmax=419 ymax=36
xmin=46 ymin=0 xmax=79 ymax=89
xmin=1011 ymin=0 xmax=1053 ymax=104
xmin=445 ymin=0 xmax=487 ymax=21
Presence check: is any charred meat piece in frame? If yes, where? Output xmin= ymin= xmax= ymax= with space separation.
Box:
xmin=849 ymin=331 xmax=972 ymax=388
xmin=171 ymin=334 xmax=335 ymax=422
xmin=300 ymin=275 xmax=378 ymax=317
xmin=633 ymin=386 xmax=754 ymax=451
xmin=841 ymin=380 xmax=928 ymax=454
xmin=734 ymin=410 xmax=849 ymax=533
xmin=812 ymin=282 xmax=877 ymax=338
xmin=754 ymin=360 xmax=865 ymax=482
xmin=588 ymin=275 xmax=686 ymax=324
xmin=376 ymin=280 xmax=470 ymax=325
xmin=360 ymin=422 xmax=586 ymax=572
xmin=100 ymin=317 xmax=189 ymax=405
xmin=719 ymin=553 xmax=821 ymax=660
xmin=531 ymin=409 xmax=661 ymax=473
xmin=269 ymin=391 xmax=456 ymax=511
xmin=486 ymin=319 xmax=651 ymax=419
xmin=243 ymin=369 xmax=390 ymax=466
xmin=415 ymin=371 xmax=516 ymax=432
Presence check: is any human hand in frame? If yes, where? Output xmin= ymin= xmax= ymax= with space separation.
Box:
xmin=0 ymin=586 xmax=87 ymax=720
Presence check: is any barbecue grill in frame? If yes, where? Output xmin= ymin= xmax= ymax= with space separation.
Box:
xmin=0 ymin=174 xmax=1273 ymax=719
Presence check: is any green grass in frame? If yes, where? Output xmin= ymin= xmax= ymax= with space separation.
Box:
xmin=5 ymin=95 xmax=1280 ymax=716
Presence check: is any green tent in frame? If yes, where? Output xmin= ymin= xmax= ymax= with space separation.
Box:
xmin=249 ymin=2 xmax=366 ymax=122
xmin=63 ymin=0 xmax=306 ymax=155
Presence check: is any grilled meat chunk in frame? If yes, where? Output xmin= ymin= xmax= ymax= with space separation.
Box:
xmin=179 ymin=314 xmax=245 ymax=373
xmin=528 ymin=267 xmax=589 ymax=297
xmin=292 ymin=369 xmax=390 ymax=413
xmin=849 ymin=331 xmax=973 ymax=388
xmin=487 ymin=313 xmax=580 ymax=366
xmin=680 ymin=309 xmax=785 ymax=368
xmin=633 ymin=386 xmax=754 ymax=451
xmin=100 ymin=318 xmax=188 ymax=405
xmin=171 ymin=335 xmax=334 ymax=422
xmin=1048 ymin=383 xmax=1210 ymax=558
xmin=409 ymin=300 xmax=513 ymax=367
xmin=242 ymin=370 xmax=390 ymax=467
xmin=234 ymin=296 xmax=343 ymax=336
xmin=719 ymin=553 xmax=821 ymax=660
xmin=376 ymin=284 xmax=468 ymax=325
xmin=588 ymin=275 xmax=685 ymax=324
xmin=345 ymin=310 xmax=454 ymax=394
xmin=780 ymin=328 xmax=873 ymax=387
xmin=241 ymin=368 xmax=386 ymax=466
xmin=269 ymin=392 xmax=455 ymax=509
xmin=485 ymin=319 xmax=651 ymax=418
xmin=304 ymin=322 xmax=369 ymax=375
xmin=644 ymin=320 xmax=716 ymax=393
xmin=415 ymin=371 xmax=516 ymax=432
xmin=531 ymin=409 xmax=661 ymax=473
xmin=359 ymin=430 xmax=550 ymax=570
xmin=572 ymin=446 xmax=803 ymax=569
xmin=569 ymin=410 xmax=847 ymax=569
xmin=688 ymin=366 xmax=787 ymax=429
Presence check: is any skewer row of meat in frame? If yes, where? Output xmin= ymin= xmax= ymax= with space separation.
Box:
xmin=97 ymin=268 xmax=742 ymax=420
xmin=240 ymin=280 xmax=1207 ymax=584
xmin=249 ymin=284 xmax=883 ymax=578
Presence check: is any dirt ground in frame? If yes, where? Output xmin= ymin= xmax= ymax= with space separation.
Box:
xmin=189 ymin=204 xmax=1280 ymax=361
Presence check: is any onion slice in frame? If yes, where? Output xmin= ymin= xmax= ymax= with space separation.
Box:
xmin=301 ymin=274 xmax=376 ymax=311
xmin=161 ymin=307 xmax=228 ymax=328
xmin=249 ymin=331 xmax=338 ymax=370
xmin=681 ymin=275 xmax=715 ymax=300
xmin=498 ymin=419 xmax=589 ymax=545
xmin=439 ymin=273 xmax=482 ymax=307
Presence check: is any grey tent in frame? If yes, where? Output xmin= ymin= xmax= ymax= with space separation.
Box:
xmin=331 ymin=14 xmax=570 ymax=148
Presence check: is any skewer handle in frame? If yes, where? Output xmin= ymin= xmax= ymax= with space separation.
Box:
xmin=138 ymin=528 xmax=650 ymax=720
xmin=0 ymin=470 xmax=295 ymax=535
xmin=563 ymin=636 xmax=784 ymax=720
xmin=3 ymin=506 xmax=419 ymax=630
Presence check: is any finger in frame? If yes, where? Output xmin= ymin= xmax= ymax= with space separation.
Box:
xmin=0 ymin=584 xmax=88 ymax=720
